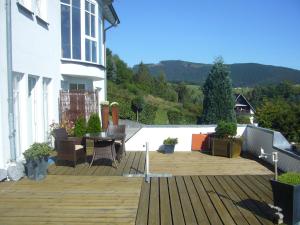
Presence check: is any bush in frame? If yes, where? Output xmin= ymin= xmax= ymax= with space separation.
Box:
xmin=139 ymin=103 xmax=158 ymax=124
xmin=237 ymin=115 xmax=251 ymax=124
xmin=215 ymin=121 xmax=237 ymax=138
xmin=278 ymin=172 xmax=300 ymax=185
xmin=74 ymin=116 xmax=86 ymax=137
xmin=167 ymin=110 xmax=182 ymax=124
xmin=163 ymin=137 xmax=178 ymax=145
xmin=23 ymin=143 xmax=52 ymax=161
xmin=87 ymin=113 xmax=101 ymax=133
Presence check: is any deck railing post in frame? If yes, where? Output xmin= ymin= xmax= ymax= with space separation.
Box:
xmin=145 ymin=142 xmax=150 ymax=183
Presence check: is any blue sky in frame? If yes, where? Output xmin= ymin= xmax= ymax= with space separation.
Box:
xmin=106 ymin=0 xmax=300 ymax=70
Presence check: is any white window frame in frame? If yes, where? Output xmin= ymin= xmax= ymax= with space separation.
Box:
xmin=17 ymin=0 xmax=33 ymax=11
xmin=35 ymin=0 xmax=48 ymax=22
xmin=83 ymin=0 xmax=99 ymax=63
xmin=61 ymin=0 xmax=73 ymax=59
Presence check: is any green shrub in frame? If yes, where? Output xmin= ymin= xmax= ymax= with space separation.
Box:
xmin=215 ymin=121 xmax=237 ymax=138
xmin=139 ymin=103 xmax=158 ymax=124
xmin=167 ymin=110 xmax=182 ymax=124
xmin=74 ymin=116 xmax=86 ymax=137
xmin=23 ymin=143 xmax=52 ymax=161
xmin=237 ymin=115 xmax=251 ymax=124
xmin=87 ymin=113 xmax=101 ymax=133
xmin=278 ymin=172 xmax=300 ymax=185
xmin=163 ymin=137 xmax=178 ymax=145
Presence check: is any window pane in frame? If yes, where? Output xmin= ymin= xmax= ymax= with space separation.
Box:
xmin=69 ymin=83 xmax=78 ymax=90
xmin=72 ymin=5 xmax=81 ymax=59
xmin=78 ymin=84 xmax=85 ymax=90
xmin=61 ymin=0 xmax=70 ymax=4
xmin=85 ymin=12 xmax=90 ymax=35
xmin=92 ymin=41 xmax=97 ymax=63
xmin=85 ymin=0 xmax=90 ymax=11
xmin=91 ymin=15 xmax=95 ymax=37
xmin=72 ymin=0 xmax=80 ymax=8
xmin=91 ymin=4 xmax=95 ymax=14
xmin=61 ymin=4 xmax=71 ymax=58
xmin=85 ymin=39 xmax=91 ymax=61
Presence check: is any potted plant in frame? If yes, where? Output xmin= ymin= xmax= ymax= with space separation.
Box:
xmin=23 ymin=143 xmax=52 ymax=180
xmin=211 ymin=121 xmax=242 ymax=157
xmin=110 ymin=102 xmax=119 ymax=125
xmin=270 ymin=172 xmax=300 ymax=225
xmin=100 ymin=101 xmax=109 ymax=131
xmin=163 ymin=137 xmax=178 ymax=154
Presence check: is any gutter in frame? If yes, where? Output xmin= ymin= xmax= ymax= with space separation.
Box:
xmin=6 ymin=0 xmax=16 ymax=161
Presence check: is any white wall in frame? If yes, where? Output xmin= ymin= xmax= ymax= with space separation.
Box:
xmin=245 ymin=125 xmax=300 ymax=172
xmin=126 ymin=125 xmax=247 ymax=151
xmin=0 ymin=0 xmax=10 ymax=169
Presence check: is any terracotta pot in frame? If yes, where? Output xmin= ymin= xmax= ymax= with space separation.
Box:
xmin=111 ymin=105 xmax=119 ymax=125
xmin=101 ymin=105 xmax=109 ymax=131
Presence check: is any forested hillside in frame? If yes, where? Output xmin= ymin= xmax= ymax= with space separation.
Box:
xmin=135 ymin=60 xmax=300 ymax=87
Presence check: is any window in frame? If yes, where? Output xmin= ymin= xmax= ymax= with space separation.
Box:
xmin=18 ymin=0 xmax=33 ymax=11
xmin=35 ymin=0 xmax=47 ymax=20
xmin=70 ymin=83 xmax=85 ymax=90
xmin=60 ymin=0 xmax=81 ymax=60
xmin=85 ymin=0 xmax=97 ymax=63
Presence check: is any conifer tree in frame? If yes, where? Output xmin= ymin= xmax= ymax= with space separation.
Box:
xmin=201 ymin=57 xmax=236 ymax=124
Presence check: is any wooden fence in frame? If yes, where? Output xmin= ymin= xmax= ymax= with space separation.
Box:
xmin=59 ymin=90 xmax=99 ymax=123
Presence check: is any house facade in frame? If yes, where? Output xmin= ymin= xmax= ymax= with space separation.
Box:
xmin=234 ymin=94 xmax=255 ymax=124
xmin=0 ymin=0 xmax=119 ymax=169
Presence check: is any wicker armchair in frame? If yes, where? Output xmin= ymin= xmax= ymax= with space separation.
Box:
xmin=89 ymin=140 xmax=117 ymax=168
xmin=54 ymin=128 xmax=86 ymax=167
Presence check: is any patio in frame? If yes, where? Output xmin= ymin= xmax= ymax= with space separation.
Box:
xmin=0 ymin=151 xmax=278 ymax=225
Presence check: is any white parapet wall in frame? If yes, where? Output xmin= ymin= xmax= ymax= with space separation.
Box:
xmin=126 ymin=125 xmax=247 ymax=152
xmin=245 ymin=125 xmax=300 ymax=172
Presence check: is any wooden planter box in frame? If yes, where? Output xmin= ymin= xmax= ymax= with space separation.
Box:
xmin=211 ymin=138 xmax=242 ymax=158
xmin=270 ymin=179 xmax=300 ymax=225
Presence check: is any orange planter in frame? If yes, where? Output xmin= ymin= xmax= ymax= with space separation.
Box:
xmin=101 ymin=105 xmax=109 ymax=131
xmin=191 ymin=134 xmax=209 ymax=151
xmin=111 ymin=105 xmax=119 ymax=125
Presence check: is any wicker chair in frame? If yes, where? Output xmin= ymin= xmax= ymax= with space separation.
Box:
xmin=54 ymin=128 xmax=86 ymax=167
xmin=107 ymin=125 xmax=126 ymax=160
xmin=89 ymin=140 xmax=117 ymax=168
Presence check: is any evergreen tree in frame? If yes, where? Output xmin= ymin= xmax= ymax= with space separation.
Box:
xmin=201 ymin=57 xmax=236 ymax=124
xmin=86 ymin=113 xmax=101 ymax=133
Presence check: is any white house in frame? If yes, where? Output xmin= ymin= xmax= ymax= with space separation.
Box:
xmin=0 ymin=0 xmax=119 ymax=169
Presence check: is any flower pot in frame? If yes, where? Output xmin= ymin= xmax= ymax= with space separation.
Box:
xmin=164 ymin=144 xmax=175 ymax=154
xmin=111 ymin=105 xmax=119 ymax=125
xmin=270 ymin=179 xmax=300 ymax=225
xmin=211 ymin=138 xmax=242 ymax=158
xmin=101 ymin=105 xmax=109 ymax=131
xmin=25 ymin=157 xmax=48 ymax=180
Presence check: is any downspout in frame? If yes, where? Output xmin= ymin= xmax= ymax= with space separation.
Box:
xmin=103 ymin=23 xmax=117 ymax=100
xmin=6 ymin=0 xmax=16 ymax=161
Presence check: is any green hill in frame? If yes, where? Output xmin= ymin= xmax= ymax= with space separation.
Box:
xmin=134 ymin=60 xmax=300 ymax=87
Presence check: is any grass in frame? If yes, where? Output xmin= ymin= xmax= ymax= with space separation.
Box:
xmin=278 ymin=172 xmax=300 ymax=185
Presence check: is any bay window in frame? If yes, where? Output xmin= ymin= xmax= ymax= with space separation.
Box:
xmin=60 ymin=0 xmax=99 ymax=64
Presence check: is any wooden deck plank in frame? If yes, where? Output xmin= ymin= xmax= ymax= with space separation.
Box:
xmin=122 ymin=152 xmax=137 ymax=175
xmin=191 ymin=176 xmax=223 ymax=225
xmin=183 ymin=176 xmax=210 ymax=225
xmin=168 ymin=177 xmax=185 ymax=225
xmin=148 ymin=177 xmax=160 ymax=225
xmin=199 ymin=176 xmax=236 ymax=225
xmin=207 ymin=176 xmax=249 ymax=225
xmin=216 ymin=176 xmax=262 ymax=225
xmin=0 ymin=175 xmax=141 ymax=225
xmin=176 ymin=176 xmax=197 ymax=225
xmin=159 ymin=178 xmax=172 ymax=225
xmin=229 ymin=176 xmax=274 ymax=225
xmin=245 ymin=175 xmax=273 ymax=201
xmin=137 ymin=151 xmax=146 ymax=174
xmin=135 ymin=181 xmax=150 ymax=225
xmin=130 ymin=152 xmax=142 ymax=174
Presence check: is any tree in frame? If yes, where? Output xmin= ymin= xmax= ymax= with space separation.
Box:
xmin=175 ymin=82 xmax=188 ymax=104
xmin=106 ymin=48 xmax=117 ymax=81
xmin=131 ymin=96 xmax=145 ymax=122
xmin=201 ymin=57 xmax=236 ymax=124
xmin=86 ymin=113 xmax=101 ymax=133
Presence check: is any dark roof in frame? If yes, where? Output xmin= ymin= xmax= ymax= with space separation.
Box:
xmin=235 ymin=94 xmax=256 ymax=112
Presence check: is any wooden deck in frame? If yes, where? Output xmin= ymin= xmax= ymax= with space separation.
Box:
xmin=0 ymin=175 xmax=142 ymax=225
xmin=48 ymin=151 xmax=273 ymax=176
xmin=136 ymin=175 xmax=276 ymax=225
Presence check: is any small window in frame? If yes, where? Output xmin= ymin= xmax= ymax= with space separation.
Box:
xmin=69 ymin=83 xmax=85 ymax=90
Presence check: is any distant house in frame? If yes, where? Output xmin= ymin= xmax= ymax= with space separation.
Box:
xmin=0 ymin=0 xmax=119 ymax=169
xmin=234 ymin=94 xmax=255 ymax=124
